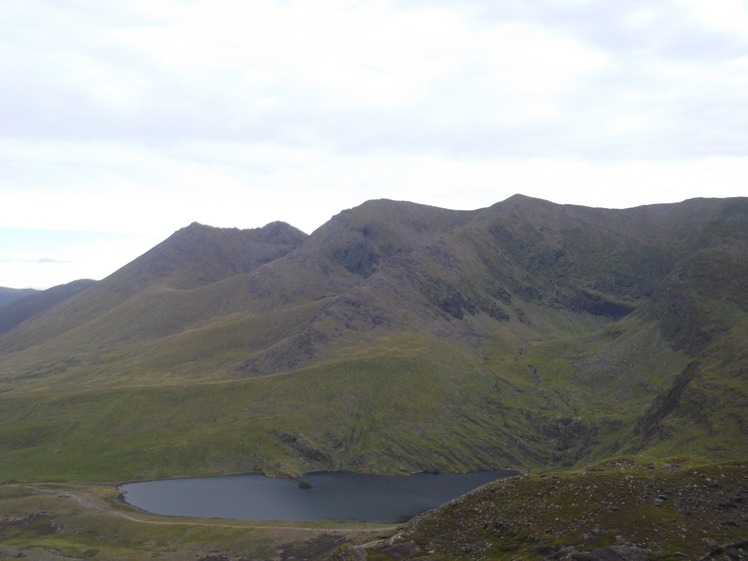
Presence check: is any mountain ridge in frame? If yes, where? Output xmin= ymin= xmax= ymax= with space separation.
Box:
xmin=0 ymin=195 xmax=746 ymax=482
xmin=0 ymin=287 xmax=38 ymax=307
xmin=0 ymin=278 xmax=96 ymax=336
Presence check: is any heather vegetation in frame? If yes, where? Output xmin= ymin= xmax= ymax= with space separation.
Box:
xmin=352 ymin=458 xmax=748 ymax=561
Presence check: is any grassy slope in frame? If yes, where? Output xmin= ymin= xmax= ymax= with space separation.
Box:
xmin=0 ymin=330 xmax=535 ymax=481
xmin=0 ymin=280 xmax=95 ymax=336
xmin=3 ymin=305 xmax=742 ymax=483
xmin=0 ymin=197 xmax=746 ymax=485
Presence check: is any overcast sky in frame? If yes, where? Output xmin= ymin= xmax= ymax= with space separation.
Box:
xmin=2 ymin=0 xmax=747 ymax=289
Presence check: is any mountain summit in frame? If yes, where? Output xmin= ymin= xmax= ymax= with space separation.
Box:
xmin=0 ymin=195 xmax=746 ymax=481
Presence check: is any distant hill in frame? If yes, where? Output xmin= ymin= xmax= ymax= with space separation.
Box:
xmin=0 ymin=279 xmax=96 ymax=336
xmin=0 ymin=195 xmax=746 ymax=483
xmin=0 ymin=287 xmax=37 ymax=308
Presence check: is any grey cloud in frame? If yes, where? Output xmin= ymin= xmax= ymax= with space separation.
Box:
xmin=0 ymin=257 xmax=71 ymax=264
xmin=413 ymin=0 xmax=747 ymax=59
xmin=37 ymin=257 xmax=72 ymax=264
xmin=2 ymin=0 xmax=746 ymax=163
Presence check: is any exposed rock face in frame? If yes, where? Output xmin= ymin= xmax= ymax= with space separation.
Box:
xmin=277 ymin=431 xmax=331 ymax=467
xmin=540 ymin=417 xmax=598 ymax=464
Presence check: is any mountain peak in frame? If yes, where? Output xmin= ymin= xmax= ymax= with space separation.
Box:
xmin=96 ymin=220 xmax=307 ymax=293
xmin=256 ymin=220 xmax=308 ymax=242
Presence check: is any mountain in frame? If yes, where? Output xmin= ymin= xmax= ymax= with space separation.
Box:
xmin=0 ymin=220 xmax=308 ymax=361
xmin=0 ymin=279 xmax=96 ymax=336
xmin=0 ymin=195 xmax=746 ymax=482
xmin=0 ymin=287 xmax=37 ymax=308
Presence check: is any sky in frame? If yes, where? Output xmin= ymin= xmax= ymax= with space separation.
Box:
xmin=2 ymin=0 xmax=747 ymax=289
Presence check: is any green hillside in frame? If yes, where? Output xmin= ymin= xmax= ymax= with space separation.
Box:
xmin=0 ymin=195 xmax=746 ymax=484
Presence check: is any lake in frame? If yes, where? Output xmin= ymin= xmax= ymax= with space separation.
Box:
xmin=119 ymin=470 xmax=518 ymax=523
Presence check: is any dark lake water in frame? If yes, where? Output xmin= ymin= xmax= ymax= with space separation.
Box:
xmin=120 ymin=470 xmax=518 ymax=523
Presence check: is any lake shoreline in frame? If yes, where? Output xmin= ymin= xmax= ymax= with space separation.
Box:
xmin=119 ymin=469 xmax=521 ymax=523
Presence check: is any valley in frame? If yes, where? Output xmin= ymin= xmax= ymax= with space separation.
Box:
xmin=0 ymin=194 xmax=746 ymax=559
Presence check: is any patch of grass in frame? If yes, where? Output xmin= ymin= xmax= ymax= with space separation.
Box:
xmin=2 ymin=307 xmax=746 ymax=484
xmin=0 ymin=332 xmax=515 ymax=481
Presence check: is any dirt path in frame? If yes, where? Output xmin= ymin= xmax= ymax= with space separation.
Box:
xmin=16 ymin=484 xmax=398 ymax=534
